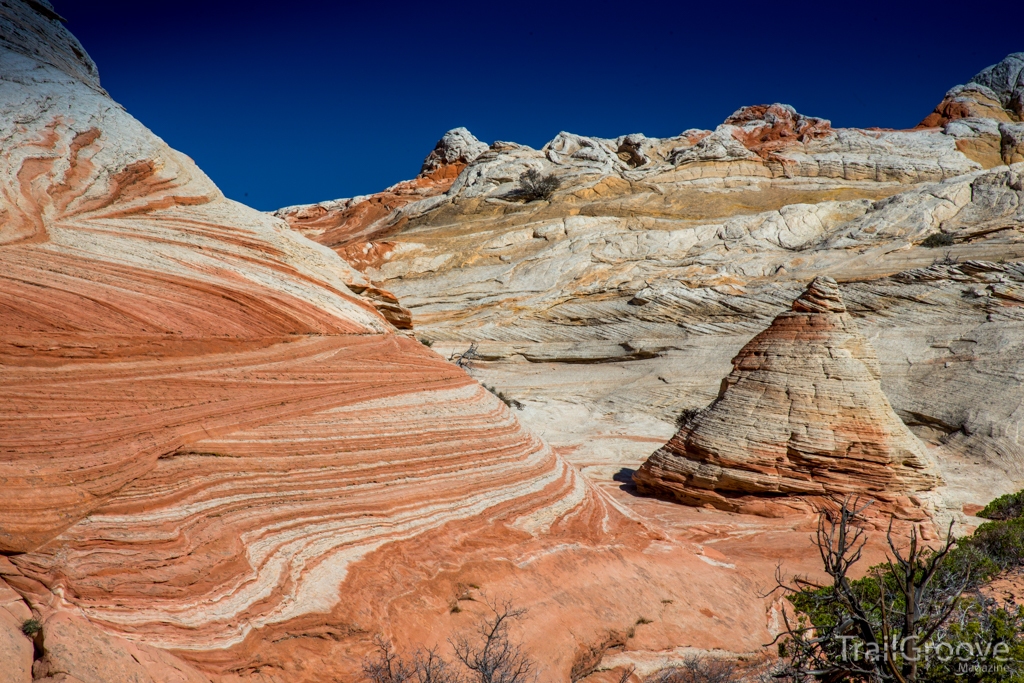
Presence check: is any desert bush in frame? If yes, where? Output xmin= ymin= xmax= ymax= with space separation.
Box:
xmin=419 ymin=338 xmax=434 ymax=348
xmin=932 ymin=251 xmax=960 ymax=266
xmin=922 ymin=232 xmax=956 ymax=248
xmin=365 ymin=598 xmax=533 ymax=683
xmin=512 ymin=169 xmax=560 ymax=202
xmin=21 ymin=618 xmax=41 ymax=636
xmin=957 ymin=517 xmax=1024 ymax=576
xmin=675 ymin=407 xmax=703 ymax=430
xmin=644 ymin=655 xmax=740 ymax=683
xmin=935 ymin=510 xmax=1024 ymax=589
xmin=773 ymin=497 xmax=1024 ymax=682
xmin=484 ymin=385 xmax=524 ymax=411
xmin=449 ymin=343 xmax=479 ymax=368
xmin=451 ymin=598 xmax=533 ymax=683
xmin=979 ymin=490 xmax=1024 ymax=520
xmin=917 ymin=597 xmax=1024 ymax=683
xmin=364 ymin=636 xmax=463 ymax=683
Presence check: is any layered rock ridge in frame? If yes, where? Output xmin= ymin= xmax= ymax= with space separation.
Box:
xmin=633 ymin=277 xmax=941 ymax=515
xmin=0 ymin=5 xmax=390 ymax=553
xmin=275 ymin=54 xmax=1024 ymax=528
xmin=273 ymin=127 xmax=487 ymax=251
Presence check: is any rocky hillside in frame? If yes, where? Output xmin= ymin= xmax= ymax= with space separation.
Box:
xmin=278 ymin=53 xmax=1024 ymax=531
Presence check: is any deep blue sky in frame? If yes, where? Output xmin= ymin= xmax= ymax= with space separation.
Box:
xmin=57 ymin=1 xmax=1023 ymax=211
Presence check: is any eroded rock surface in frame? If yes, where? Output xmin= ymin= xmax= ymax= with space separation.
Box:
xmin=269 ymin=128 xmax=492 ymax=328
xmin=633 ymin=277 xmax=940 ymax=515
xmin=272 ymin=127 xmax=487 ymax=250
xmin=0 ymin=574 xmax=33 ymax=683
xmin=921 ymin=52 xmax=1024 ymax=127
xmin=7 ymin=1 xmax=1024 ymax=679
xmin=920 ymin=53 xmax=1024 ymax=168
xmin=282 ymin=53 xmax=1024 ymax=539
xmin=0 ymin=3 xmax=842 ymax=681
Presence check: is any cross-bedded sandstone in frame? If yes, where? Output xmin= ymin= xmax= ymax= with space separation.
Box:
xmin=633 ymin=277 xmax=941 ymax=515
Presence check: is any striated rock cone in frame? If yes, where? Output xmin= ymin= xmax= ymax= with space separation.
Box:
xmin=634 ymin=277 xmax=941 ymax=514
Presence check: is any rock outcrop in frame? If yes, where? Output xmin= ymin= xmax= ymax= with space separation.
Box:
xmin=920 ymin=53 xmax=1024 ymax=168
xmin=0 ymin=5 xmax=394 ymax=552
xmin=921 ymin=52 xmax=1024 ymax=127
xmin=273 ymin=127 xmax=487 ymax=249
xmin=721 ymin=104 xmax=833 ymax=159
xmin=0 ymin=568 xmax=33 ymax=683
xmin=268 ymin=128 xmax=491 ymax=327
xmin=2 ymin=3 xmax=848 ymax=681
xmin=632 ymin=277 xmax=940 ymax=515
xmin=420 ymin=126 xmax=490 ymax=174
xmin=8 ymin=1 xmax=1024 ymax=678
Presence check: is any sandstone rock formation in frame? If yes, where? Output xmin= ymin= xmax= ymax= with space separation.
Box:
xmin=2 ymin=3 xmax=847 ymax=681
xmin=420 ymin=126 xmax=490 ymax=174
xmin=269 ymin=128 xmax=491 ymax=328
xmin=0 ymin=565 xmax=33 ymax=683
xmin=632 ymin=277 xmax=940 ymax=515
xmin=282 ymin=53 xmax=1024 ymax=541
xmin=921 ymin=52 xmax=1024 ymax=127
xmin=8 ymin=1 xmax=1024 ymax=678
xmin=273 ymin=127 xmax=487 ymax=250
xmin=919 ymin=53 xmax=1024 ymax=168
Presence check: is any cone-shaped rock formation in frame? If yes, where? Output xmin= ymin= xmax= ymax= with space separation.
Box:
xmin=634 ymin=277 xmax=941 ymax=513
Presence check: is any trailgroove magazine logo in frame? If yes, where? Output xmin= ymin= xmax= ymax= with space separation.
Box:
xmin=839 ymin=634 xmax=1014 ymax=675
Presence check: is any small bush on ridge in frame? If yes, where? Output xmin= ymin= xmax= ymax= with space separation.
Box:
xmin=922 ymin=232 xmax=956 ymax=248
xmin=512 ymin=169 xmax=560 ymax=202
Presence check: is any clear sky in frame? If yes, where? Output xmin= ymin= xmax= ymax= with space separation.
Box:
xmin=57 ymin=0 xmax=1023 ymax=212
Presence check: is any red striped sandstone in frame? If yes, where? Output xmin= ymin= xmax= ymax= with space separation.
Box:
xmin=0 ymin=14 xmax=391 ymax=552
xmin=0 ymin=0 xmax=587 ymax=677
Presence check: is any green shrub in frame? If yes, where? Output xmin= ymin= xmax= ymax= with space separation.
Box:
xmin=778 ymin=496 xmax=1024 ymax=682
xmin=979 ymin=490 xmax=1024 ymax=520
xmin=922 ymin=232 xmax=956 ymax=248
xmin=961 ymin=518 xmax=1024 ymax=573
xmin=512 ymin=169 xmax=560 ymax=202
xmin=675 ymin=407 xmax=702 ymax=430
xmin=21 ymin=618 xmax=41 ymax=636
xmin=918 ymin=599 xmax=1024 ymax=682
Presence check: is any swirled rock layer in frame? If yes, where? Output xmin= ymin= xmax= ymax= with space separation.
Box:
xmin=12 ymin=368 xmax=580 ymax=651
xmin=0 ymin=3 xmax=670 ymax=681
xmin=633 ymin=277 xmax=941 ymax=513
xmin=0 ymin=2 xmax=396 ymax=552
